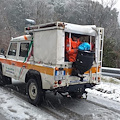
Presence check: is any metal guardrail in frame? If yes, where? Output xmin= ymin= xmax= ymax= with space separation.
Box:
xmin=101 ymin=67 xmax=120 ymax=77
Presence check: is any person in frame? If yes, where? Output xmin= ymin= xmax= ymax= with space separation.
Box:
xmin=65 ymin=33 xmax=82 ymax=62
xmin=80 ymin=36 xmax=95 ymax=51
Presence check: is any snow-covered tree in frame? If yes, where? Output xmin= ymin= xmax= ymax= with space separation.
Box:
xmin=0 ymin=0 xmax=120 ymax=67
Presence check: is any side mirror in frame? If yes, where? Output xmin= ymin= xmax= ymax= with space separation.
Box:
xmin=0 ymin=48 xmax=6 ymax=58
xmin=1 ymin=48 xmax=4 ymax=55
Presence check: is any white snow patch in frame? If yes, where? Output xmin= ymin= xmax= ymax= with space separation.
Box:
xmin=86 ymin=76 xmax=120 ymax=103
xmin=0 ymin=76 xmax=120 ymax=119
xmin=0 ymin=88 xmax=56 ymax=120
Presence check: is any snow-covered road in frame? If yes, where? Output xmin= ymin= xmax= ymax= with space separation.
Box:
xmin=87 ymin=76 xmax=120 ymax=103
xmin=0 ymin=76 xmax=120 ymax=120
xmin=0 ymin=87 xmax=57 ymax=120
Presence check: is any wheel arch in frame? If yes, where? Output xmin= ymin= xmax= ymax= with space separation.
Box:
xmin=25 ymin=69 xmax=42 ymax=88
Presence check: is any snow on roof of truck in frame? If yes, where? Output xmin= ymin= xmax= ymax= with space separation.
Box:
xmin=11 ymin=35 xmax=32 ymax=41
xmin=25 ymin=21 xmax=97 ymax=36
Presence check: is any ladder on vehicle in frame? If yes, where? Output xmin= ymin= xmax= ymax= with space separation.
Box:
xmin=95 ymin=28 xmax=104 ymax=82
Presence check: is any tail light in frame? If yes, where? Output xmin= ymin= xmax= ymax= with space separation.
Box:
xmin=98 ymin=77 xmax=101 ymax=82
xmin=58 ymin=80 xmax=62 ymax=84
xmin=54 ymin=81 xmax=58 ymax=84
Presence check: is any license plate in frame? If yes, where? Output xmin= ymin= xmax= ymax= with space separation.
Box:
xmin=70 ymin=80 xmax=80 ymax=83
xmin=55 ymin=70 xmax=65 ymax=80
xmin=70 ymin=79 xmax=89 ymax=83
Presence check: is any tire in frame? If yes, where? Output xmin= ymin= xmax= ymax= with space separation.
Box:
xmin=26 ymin=78 xmax=44 ymax=106
xmin=4 ymin=76 xmax=12 ymax=85
xmin=0 ymin=68 xmax=4 ymax=86
xmin=0 ymin=68 xmax=12 ymax=86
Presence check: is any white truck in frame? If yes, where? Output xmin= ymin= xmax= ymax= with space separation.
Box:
xmin=0 ymin=21 xmax=104 ymax=105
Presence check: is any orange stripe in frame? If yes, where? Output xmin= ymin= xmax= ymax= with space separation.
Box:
xmin=0 ymin=58 xmax=54 ymax=76
xmin=0 ymin=58 xmax=12 ymax=65
xmin=15 ymin=61 xmax=27 ymax=68
xmin=64 ymin=68 xmax=72 ymax=75
xmin=27 ymin=64 xmax=54 ymax=76
xmin=0 ymin=58 xmax=100 ymax=76
xmin=24 ymin=35 xmax=28 ymax=40
xmin=64 ymin=67 xmax=100 ymax=75
xmin=85 ymin=66 xmax=100 ymax=74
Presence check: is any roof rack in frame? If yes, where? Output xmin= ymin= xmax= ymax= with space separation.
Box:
xmin=24 ymin=21 xmax=65 ymax=34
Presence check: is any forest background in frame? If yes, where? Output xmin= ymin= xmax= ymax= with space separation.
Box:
xmin=0 ymin=0 xmax=119 ymax=67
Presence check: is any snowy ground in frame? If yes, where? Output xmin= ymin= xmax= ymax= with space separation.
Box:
xmin=0 ymin=88 xmax=57 ymax=120
xmin=86 ymin=76 xmax=120 ymax=103
xmin=0 ymin=76 xmax=120 ymax=120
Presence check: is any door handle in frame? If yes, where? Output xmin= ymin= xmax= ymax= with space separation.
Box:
xmin=22 ymin=65 xmax=26 ymax=68
xmin=12 ymin=63 xmax=15 ymax=65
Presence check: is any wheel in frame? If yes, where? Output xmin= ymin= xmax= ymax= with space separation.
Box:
xmin=26 ymin=78 xmax=44 ymax=106
xmin=0 ymin=68 xmax=12 ymax=86
xmin=4 ymin=76 xmax=12 ymax=85
xmin=0 ymin=68 xmax=4 ymax=86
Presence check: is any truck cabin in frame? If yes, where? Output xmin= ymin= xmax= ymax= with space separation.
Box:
xmin=6 ymin=35 xmax=33 ymax=61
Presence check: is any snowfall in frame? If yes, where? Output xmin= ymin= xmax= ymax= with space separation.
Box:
xmin=0 ymin=76 xmax=120 ymax=120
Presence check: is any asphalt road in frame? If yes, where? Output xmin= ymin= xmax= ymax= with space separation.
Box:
xmin=4 ymin=81 xmax=120 ymax=120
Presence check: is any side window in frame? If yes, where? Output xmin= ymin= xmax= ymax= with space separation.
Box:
xmin=19 ymin=43 xmax=29 ymax=57
xmin=8 ymin=43 xmax=17 ymax=56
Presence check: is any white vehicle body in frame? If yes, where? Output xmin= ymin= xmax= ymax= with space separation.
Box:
xmin=0 ymin=22 xmax=104 ymax=105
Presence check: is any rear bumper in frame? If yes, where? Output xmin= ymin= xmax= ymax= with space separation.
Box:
xmin=55 ymin=83 xmax=96 ymax=93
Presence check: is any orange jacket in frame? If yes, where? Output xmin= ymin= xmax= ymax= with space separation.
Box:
xmin=65 ymin=37 xmax=81 ymax=62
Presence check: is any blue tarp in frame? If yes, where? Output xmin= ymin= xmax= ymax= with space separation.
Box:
xmin=78 ymin=42 xmax=90 ymax=51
